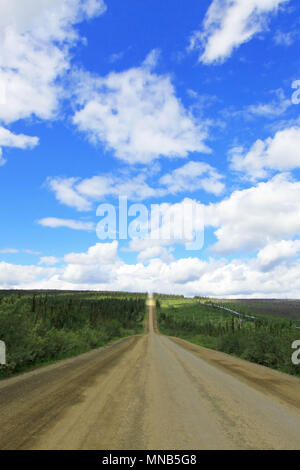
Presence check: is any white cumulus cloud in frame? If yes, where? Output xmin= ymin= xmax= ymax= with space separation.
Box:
xmin=159 ymin=161 xmax=225 ymax=196
xmin=73 ymin=52 xmax=210 ymax=164
xmin=230 ymin=126 xmax=300 ymax=180
xmin=2 ymin=244 xmax=300 ymax=297
xmin=206 ymin=173 xmax=300 ymax=254
xmin=62 ymin=241 xmax=120 ymax=284
xmin=257 ymin=240 xmax=300 ymax=271
xmin=0 ymin=0 xmax=106 ymax=163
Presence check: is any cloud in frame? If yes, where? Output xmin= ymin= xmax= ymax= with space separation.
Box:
xmin=190 ymin=0 xmax=289 ymax=64
xmin=125 ymin=174 xmax=300 ymax=258
xmin=45 ymin=173 xmax=300 ymax=263
xmin=72 ymin=51 xmax=210 ymax=164
xmin=0 ymin=243 xmax=119 ymax=287
xmin=0 ymin=248 xmax=40 ymax=255
xmin=125 ymin=177 xmax=300 ymax=259
xmin=0 ymin=126 xmax=39 ymax=165
xmin=0 ymin=0 xmax=106 ymax=163
xmin=62 ymin=241 xmax=120 ymax=283
xmin=229 ymin=126 xmax=300 ymax=180
xmin=0 ymin=262 xmax=55 ymax=287
xmin=245 ymin=89 xmax=291 ymax=118
xmin=23 ymin=249 xmax=41 ymax=255
xmin=46 ymin=174 xmax=162 ymax=209
xmin=257 ymin=240 xmax=300 ymax=271
xmin=109 ymin=51 xmax=125 ymax=63
xmin=47 ymin=178 xmax=93 ymax=211
xmin=274 ymin=29 xmax=297 ymax=46
xmin=206 ymin=173 xmax=300 ymax=254
xmin=74 ymin=162 xmax=223 ymax=200
xmin=126 ymin=199 xmax=204 ymax=258
xmin=0 ymin=248 xmax=19 ymax=254
xmin=0 ymin=127 xmax=38 ymax=149
xmin=76 ymin=173 xmax=166 ymax=201
xmin=47 ymin=161 xmax=224 ymax=212
xmin=39 ymin=256 xmax=60 ymax=266
xmin=38 ymin=217 xmax=95 ymax=231
xmin=220 ymin=89 xmax=292 ymax=125
xmin=137 ymin=246 xmax=174 ymax=264
xmin=2 ymin=242 xmax=300 ymax=297
xmin=159 ymin=161 xmax=225 ymax=196
xmin=64 ymin=241 xmax=118 ymax=265
xmin=0 ymin=0 xmax=106 ymax=124
xmin=112 ymin=255 xmax=300 ymax=297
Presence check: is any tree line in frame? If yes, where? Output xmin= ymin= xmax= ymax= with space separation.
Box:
xmin=0 ymin=291 xmax=146 ymax=377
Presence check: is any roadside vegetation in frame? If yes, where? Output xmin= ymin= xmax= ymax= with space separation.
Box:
xmin=0 ymin=290 xmax=146 ymax=378
xmin=154 ymin=294 xmax=300 ymax=377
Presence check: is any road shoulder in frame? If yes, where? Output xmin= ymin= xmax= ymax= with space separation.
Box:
xmin=167 ymin=335 xmax=300 ymax=412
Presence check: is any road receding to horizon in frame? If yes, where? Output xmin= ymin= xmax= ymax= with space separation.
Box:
xmin=1 ymin=297 xmax=300 ymax=450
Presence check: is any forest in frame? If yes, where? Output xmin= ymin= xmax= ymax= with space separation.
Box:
xmin=0 ymin=290 xmax=146 ymax=378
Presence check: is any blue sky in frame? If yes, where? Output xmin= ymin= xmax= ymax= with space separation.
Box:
xmin=1 ymin=0 xmax=300 ymax=297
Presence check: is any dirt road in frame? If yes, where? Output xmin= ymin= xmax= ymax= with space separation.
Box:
xmin=1 ymin=297 xmax=300 ymax=450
